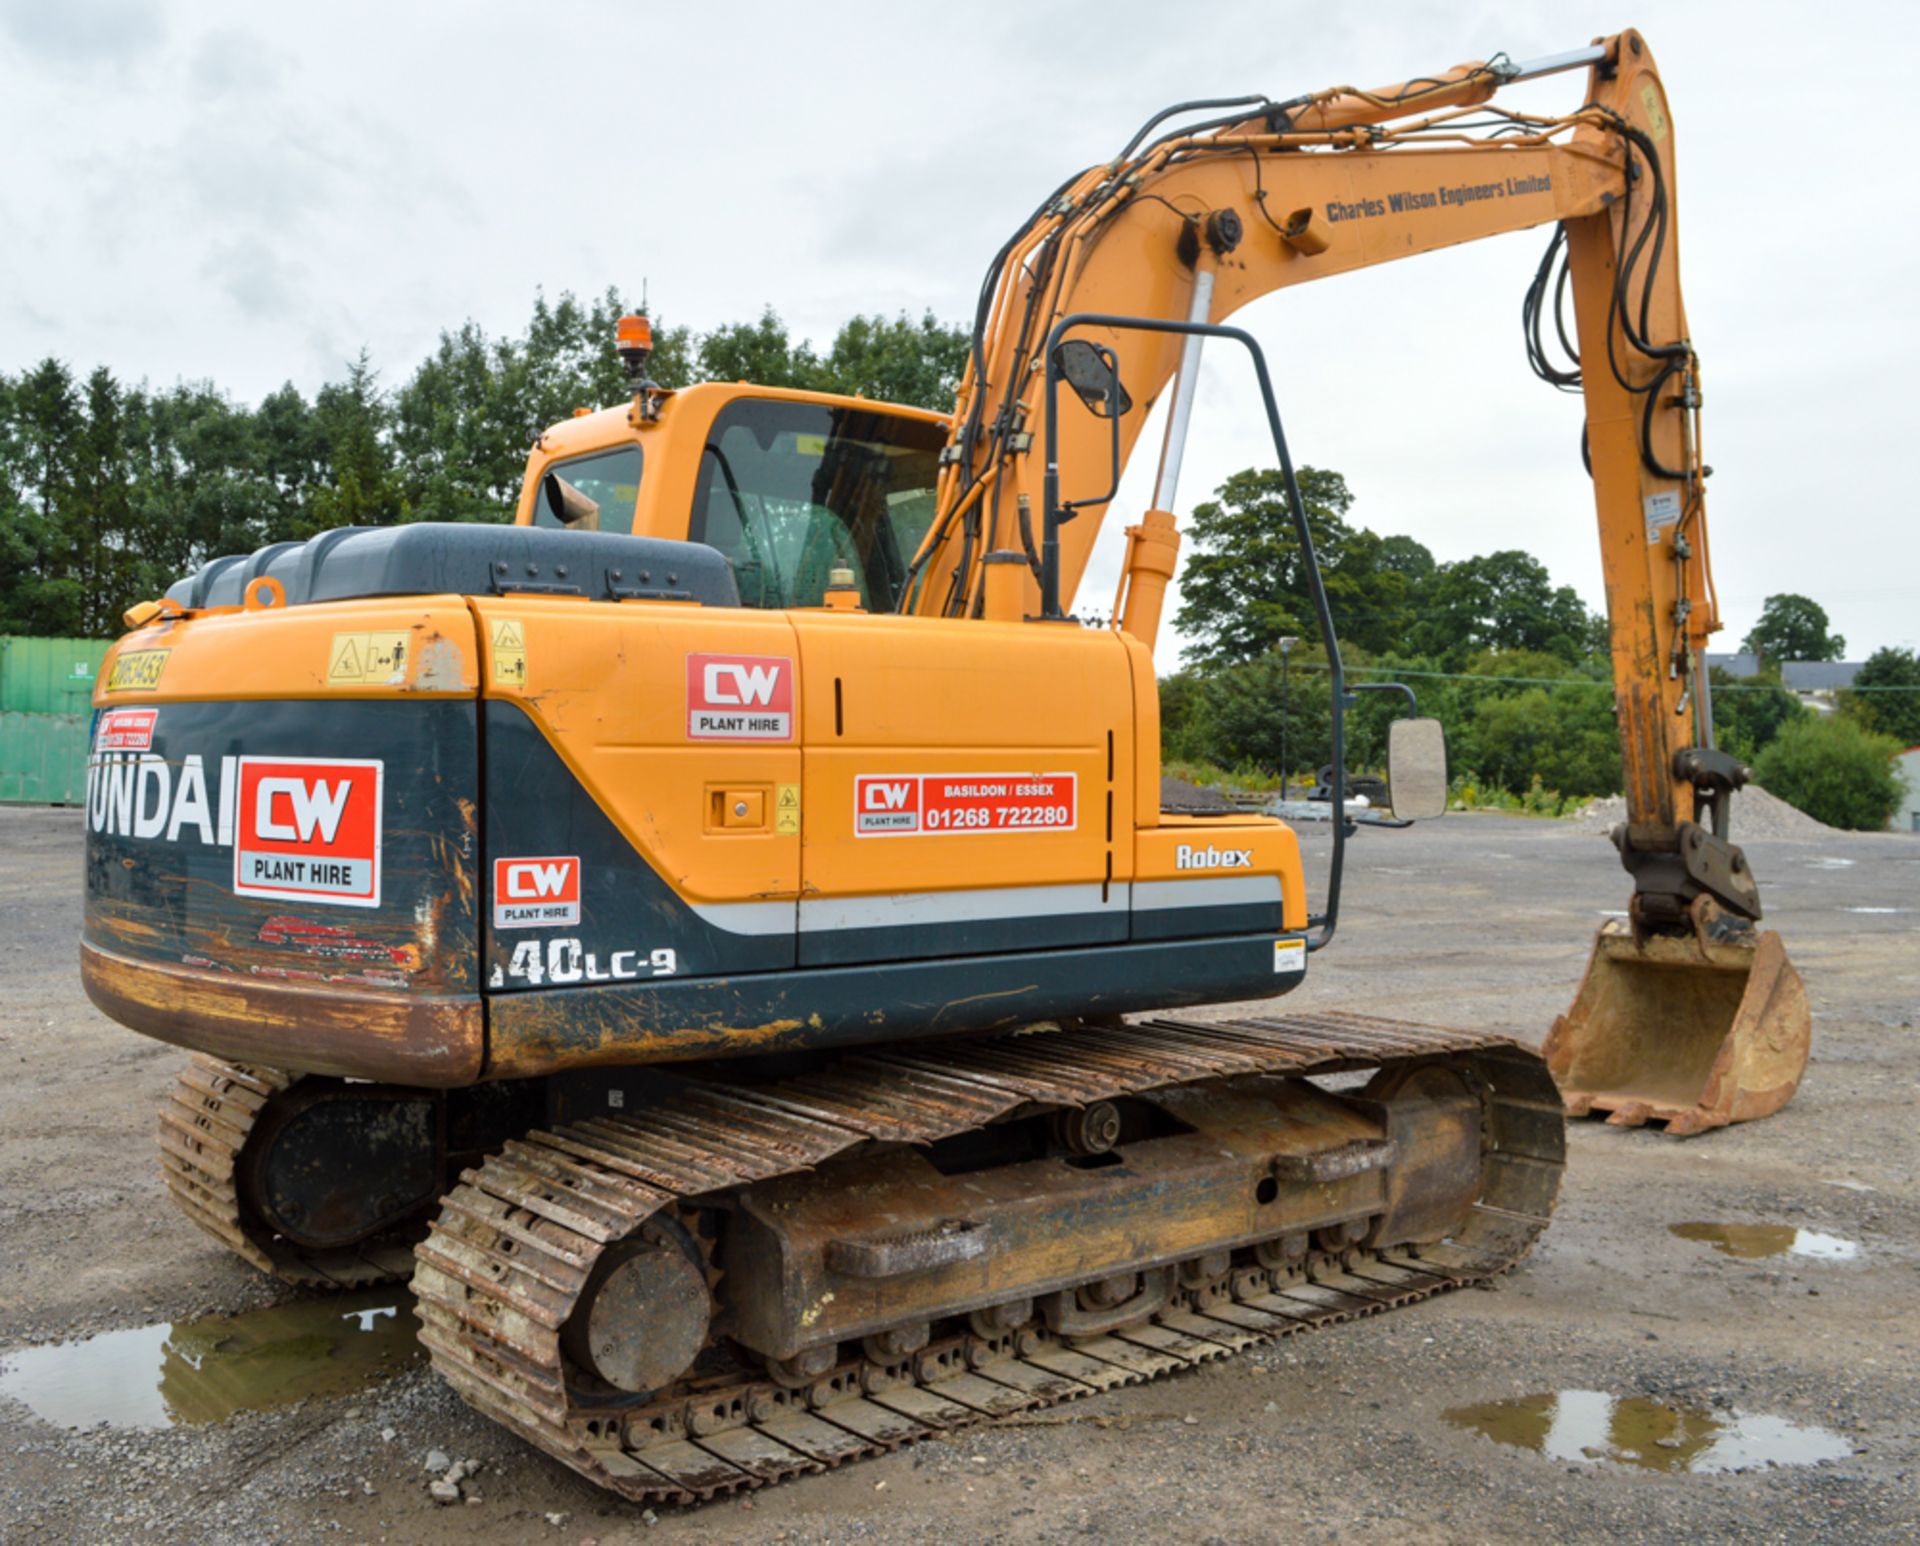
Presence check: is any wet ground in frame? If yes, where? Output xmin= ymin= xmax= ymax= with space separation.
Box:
xmin=1 ymin=803 xmax=1916 ymax=1543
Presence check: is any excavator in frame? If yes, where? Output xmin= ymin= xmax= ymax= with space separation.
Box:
xmin=81 ymin=29 xmax=1807 ymax=1502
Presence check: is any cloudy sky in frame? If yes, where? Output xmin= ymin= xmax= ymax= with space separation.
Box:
xmin=2 ymin=0 xmax=1912 ymax=666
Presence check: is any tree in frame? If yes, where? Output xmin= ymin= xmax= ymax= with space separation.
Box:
xmin=1710 ymin=667 xmax=1808 ymax=762
xmin=1841 ymin=647 xmax=1920 ymax=747
xmin=1170 ymin=647 xmax=1336 ymax=778
xmin=817 ymin=311 xmax=968 ymax=411
xmin=0 ymin=358 xmax=85 ymax=634
xmin=306 ymin=353 xmax=404 ymax=534
xmin=1754 ymin=715 xmax=1903 ymax=831
xmin=71 ymin=367 xmax=146 ymax=636
xmin=1468 ymin=685 xmax=1621 ymax=798
xmin=1742 ymin=592 xmax=1844 ymax=665
xmin=1173 ymin=467 xmax=1427 ymax=669
xmin=696 ymin=307 xmax=822 ymax=390
xmin=391 ymin=290 xmax=695 ymax=524
xmin=1408 ymin=550 xmax=1598 ymax=667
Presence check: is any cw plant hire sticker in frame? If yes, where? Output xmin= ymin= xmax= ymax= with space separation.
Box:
xmin=232 ymin=757 xmax=385 ymax=908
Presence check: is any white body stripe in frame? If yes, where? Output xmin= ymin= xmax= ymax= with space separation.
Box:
xmin=691 ymin=877 xmax=1278 ymax=940
xmin=799 ymin=883 xmax=1123 ymax=934
xmin=685 ymin=900 xmax=798 ymax=936
xmin=1133 ymin=875 xmax=1284 ymax=911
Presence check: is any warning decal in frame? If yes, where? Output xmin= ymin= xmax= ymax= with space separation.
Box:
xmin=95 ymin=708 xmax=157 ymax=752
xmin=854 ymin=773 xmax=1076 ymax=837
xmin=774 ymin=782 xmax=801 ymax=835
xmin=491 ymin=619 xmax=527 ymax=686
xmin=1273 ymin=938 xmax=1306 ymax=975
xmin=328 ymin=630 xmax=410 ymax=686
xmin=687 ymin=653 xmax=793 ymax=740
xmin=1643 ymin=490 xmax=1682 ymax=542
xmin=493 ymin=855 xmax=582 ymax=929
xmin=232 ymin=757 xmax=384 ymax=908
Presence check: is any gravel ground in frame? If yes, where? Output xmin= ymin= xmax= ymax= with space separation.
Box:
xmin=1 ymin=803 xmax=1915 ymax=1544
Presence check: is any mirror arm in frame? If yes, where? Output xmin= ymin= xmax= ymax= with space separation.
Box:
xmin=1348 ymin=681 xmax=1418 ymax=715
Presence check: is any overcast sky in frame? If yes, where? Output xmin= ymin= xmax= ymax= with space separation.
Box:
xmin=3 ymin=0 xmax=1912 ymax=667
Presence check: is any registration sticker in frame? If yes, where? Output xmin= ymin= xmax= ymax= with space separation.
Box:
xmin=105 ymin=650 xmax=170 ymax=693
xmin=854 ymin=773 xmax=1077 ymax=837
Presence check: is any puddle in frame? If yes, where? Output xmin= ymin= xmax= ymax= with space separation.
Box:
xmin=0 ymin=1289 xmax=421 ymax=1430
xmin=1445 ymin=1390 xmax=1851 ymax=1474
xmin=1669 ymin=1222 xmax=1859 ymax=1261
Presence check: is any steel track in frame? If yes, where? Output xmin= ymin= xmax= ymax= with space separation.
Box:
xmin=158 ymin=1055 xmax=415 ymax=1288
xmin=410 ymin=1011 xmax=1565 ymax=1504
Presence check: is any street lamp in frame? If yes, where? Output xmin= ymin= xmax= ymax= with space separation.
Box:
xmin=1277 ymin=635 xmax=1301 ymax=799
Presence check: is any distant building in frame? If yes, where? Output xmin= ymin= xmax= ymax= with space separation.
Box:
xmin=1781 ymin=661 xmax=1861 ymax=694
xmin=1705 ymin=652 xmax=1864 ymax=716
xmin=1897 ymin=748 xmax=1920 ymax=835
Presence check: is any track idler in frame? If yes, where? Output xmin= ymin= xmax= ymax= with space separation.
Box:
xmin=1544 ymin=896 xmax=1810 ymax=1137
xmin=160 ymin=1056 xmax=539 ymax=1285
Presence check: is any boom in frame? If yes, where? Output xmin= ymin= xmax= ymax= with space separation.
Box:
xmin=910 ymin=29 xmax=1807 ymax=1130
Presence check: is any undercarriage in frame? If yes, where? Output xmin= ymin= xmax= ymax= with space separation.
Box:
xmin=160 ymin=1010 xmax=1563 ymax=1503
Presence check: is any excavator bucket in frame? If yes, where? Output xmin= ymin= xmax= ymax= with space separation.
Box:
xmin=1543 ymin=917 xmax=1810 ymax=1137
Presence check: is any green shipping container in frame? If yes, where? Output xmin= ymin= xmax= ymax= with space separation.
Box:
xmin=0 ymin=635 xmax=114 ymax=805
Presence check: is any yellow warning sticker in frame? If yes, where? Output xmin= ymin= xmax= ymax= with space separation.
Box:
xmin=490 ymin=618 xmax=527 ymax=686
xmin=1272 ymin=938 xmax=1307 ymax=976
xmin=105 ymin=649 xmax=169 ymax=692
xmin=774 ymin=782 xmax=801 ymax=834
xmin=1639 ymin=84 xmax=1668 ymax=142
xmin=327 ymin=630 xmax=410 ymax=686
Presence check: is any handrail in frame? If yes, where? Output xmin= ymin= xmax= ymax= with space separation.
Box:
xmin=1041 ymin=312 xmax=1348 ymax=950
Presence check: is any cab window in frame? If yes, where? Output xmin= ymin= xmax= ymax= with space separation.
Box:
xmin=531 ymin=445 xmax=643 ymax=535
xmin=688 ymin=400 xmax=945 ymax=611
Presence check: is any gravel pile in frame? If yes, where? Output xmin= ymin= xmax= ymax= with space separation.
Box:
xmin=1570 ymin=784 xmax=1844 ymax=840
xmin=1160 ymin=776 xmax=1241 ymax=814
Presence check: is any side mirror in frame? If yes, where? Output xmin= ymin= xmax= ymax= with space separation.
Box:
xmin=1387 ymin=716 xmax=1448 ymax=821
xmin=542 ymin=473 xmax=601 ymax=531
xmin=1050 ymin=339 xmax=1133 ymax=419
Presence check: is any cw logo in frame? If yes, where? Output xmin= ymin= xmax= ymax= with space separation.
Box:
xmin=502 ymin=859 xmax=576 ymax=900
xmin=702 ymin=661 xmax=782 ymax=706
xmin=862 ymin=781 xmax=914 ymax=811
xmin=254 ymin=777 xmax=352 ymax=844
